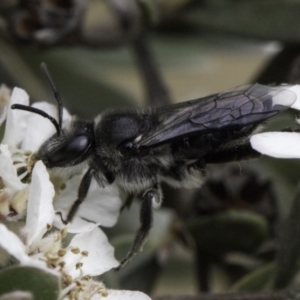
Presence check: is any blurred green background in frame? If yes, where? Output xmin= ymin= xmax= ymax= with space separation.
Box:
xmin=2 ymin=0 xmax=300 ymax=299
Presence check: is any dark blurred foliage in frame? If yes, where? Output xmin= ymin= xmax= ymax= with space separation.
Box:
xmin=1 ymin=1 xmax=300 ymax=300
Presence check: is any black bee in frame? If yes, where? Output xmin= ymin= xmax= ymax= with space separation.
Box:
xmin=11 ymin=64 xmax=296 ymax=268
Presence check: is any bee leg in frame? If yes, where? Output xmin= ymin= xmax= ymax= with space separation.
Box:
xmin=188 ymin=158 xmax=206 ymax=170
xmin=120 ymin=193 xmax=135 ymax=212
xmin=56 ymin=168 xmax=94 ymax=225
xmin=116 ymin=186 xmax=161 ymax=269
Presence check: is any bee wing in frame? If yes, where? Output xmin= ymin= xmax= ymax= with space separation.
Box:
xmin=137 ymin=84 xmax=297 ymax=148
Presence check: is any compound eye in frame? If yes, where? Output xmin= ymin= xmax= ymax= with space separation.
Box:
xmin=47 ymin=135 xmax=90 ymax=167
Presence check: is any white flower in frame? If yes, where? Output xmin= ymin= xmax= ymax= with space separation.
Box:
xmin=251 ymin=131 xmax=300 ymax=158
xmin=250 ymin=85 xmax=300 ymax=158
xmin=0 ymin=85 xmax=122 ymax=232
xmin=0 ymin=161 xmax=119 ymax=278
xmin=0 ymin=86 xmax=151 ymax=300
xmin=0 ymin=87 xmax=30 ymax=221
xmin=0 ymin=86 xmax=122 ymax=228
xmin=53 ymin=175 xmax=121 ymax=232
xmin=0 ymin=161 xmax=150 ymax=299
xmin=0 ymin=87 xmax=58 ymax=221
xmin=0 ymin=144 xmax=28 ymax=220
xmin=2 ymin=87 xmax=30 ymax=147
xmin=0 ymin=161 xmax=60 ymax=271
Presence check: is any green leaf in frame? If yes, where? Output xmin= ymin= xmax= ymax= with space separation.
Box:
xmin=0 ymin=43 xmax=138 ymax=119
xmin=187 ymin=210 xmax=268 ymax=255
xmin=273 ymin=185 xmax=300 ymax=289
xmin=139 ymin=0 xmax=160 ymax=24
xmin=108 ymin=235 xmax=161 ymax=293
xmin=0 ymin=266 xmax=60 ymax=300
xmin=231 ymin=262 xmax=274 ymax=291
xmin=184 ymin=1 xmax=300 ymax=43
xmin=151 ymin=244 xmax=196 ymax=295
xmin=19 ymin=49 xmax=137 ymax=115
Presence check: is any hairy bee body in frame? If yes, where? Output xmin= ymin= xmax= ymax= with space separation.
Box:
xmin=12 ymin=67 xmax=298 ymax=268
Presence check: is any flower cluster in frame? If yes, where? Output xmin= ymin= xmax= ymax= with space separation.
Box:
xmin=0 ymin=86 xmax=150 ymax=300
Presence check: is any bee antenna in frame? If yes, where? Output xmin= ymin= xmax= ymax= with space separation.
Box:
xmin=11 ymin=104 xmax=61 ymax=135
xmin=40 ymin=62 xmax=63 ymax=132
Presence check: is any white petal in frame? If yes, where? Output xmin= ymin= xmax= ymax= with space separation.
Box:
xmin=0 ymin=145 xmax=25 ymax=190
xmin=105 ymin=290 xmax=151 ymax=300
xmin=0 ymin=224 xmax=47 ymax=270
xmin=78 ymin=182 xmax=121 ymax=227
xmin=61 ymin=107 xmax=72 ymax=125
xmin=251 ymin=132 xmax=300 ymax=158
xmin=53 ymin=174 xmax=80 ymax=210
xmin=285 ymin=85 xmax=300 ymax=110
xmin=0 ymin=291 xmax=32 ymax=300
xmin=64 ymin=227 xmax=118 ymax=277
xmin=21 ymin=103 xmax=72 ymax=152
xmin=0 ymin=224 xmax=27 ymax=261
xmin=53 ymin=213 xmax=100 ymax=233
xmin=2 ymin=88 xmax=29 ymax=147
xmin=24 ymin=161 xmax=55 ymax=246
xmin=54 ymin=175 xmax=121 ymax=227
xmin=21 ymin=102 xmax=57 ymax=152
xmin=271 ymin=85 xmax=297 ymax=107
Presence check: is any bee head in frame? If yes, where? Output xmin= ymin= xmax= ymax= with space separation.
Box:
xmin=11 ymin=63 xmax=94 ymax=168
xmin=37 ymin=120 xmax=94 ymax=168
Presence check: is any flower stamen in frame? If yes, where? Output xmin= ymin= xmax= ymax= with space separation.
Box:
xmin=71 ymin=247 xmax=80 ymax=254
xmin=76 ymin=262 xmax=83 ymax=269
